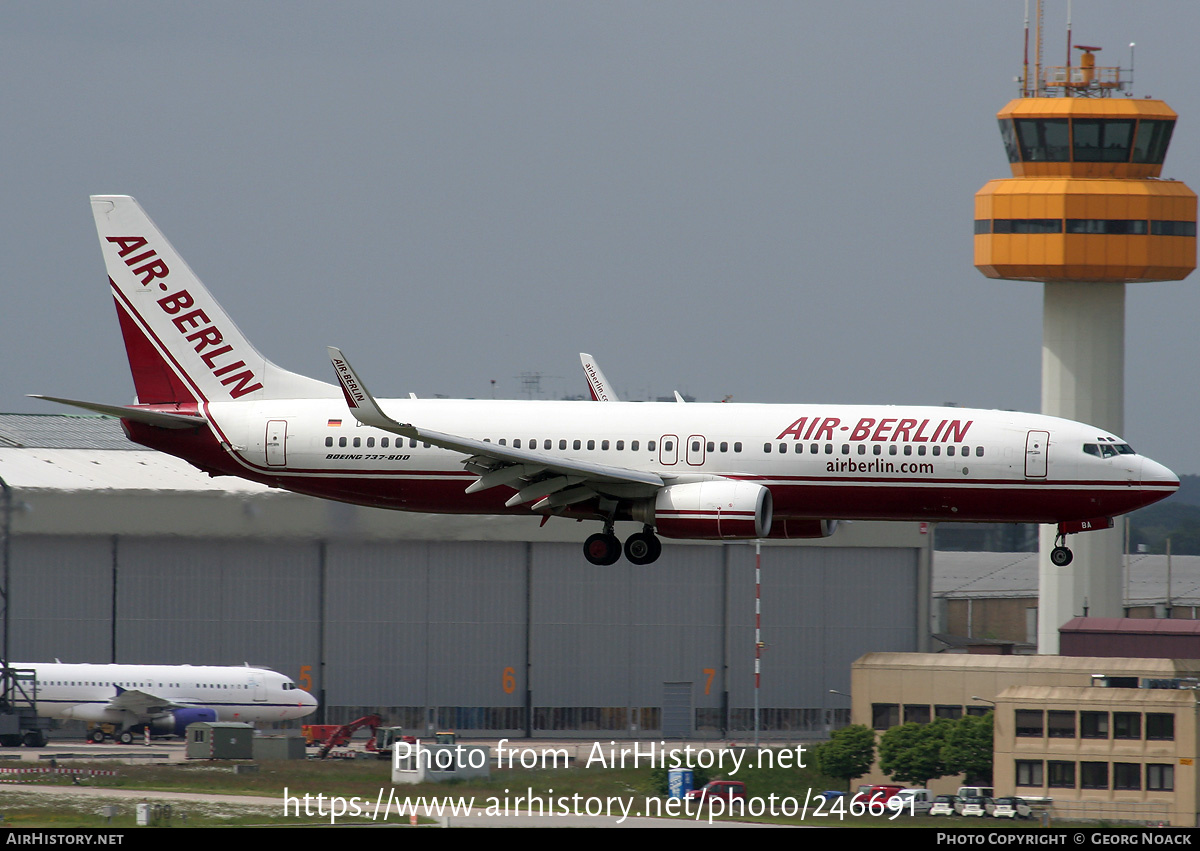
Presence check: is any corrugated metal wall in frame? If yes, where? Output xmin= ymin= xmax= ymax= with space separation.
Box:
xmin=10 ymin=534 xmax=917 ymax=737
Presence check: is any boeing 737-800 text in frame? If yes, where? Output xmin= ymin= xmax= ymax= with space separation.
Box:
xmin=35 ymin=196 xmax=1179 ymax=566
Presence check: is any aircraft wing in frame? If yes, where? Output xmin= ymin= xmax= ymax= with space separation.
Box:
xmin=106 ymin=686 xmax=185 ymax=718
xmin=327 ymin=348 xmax=663 ymax=511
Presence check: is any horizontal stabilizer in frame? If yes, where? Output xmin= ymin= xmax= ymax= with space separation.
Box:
xmin=30 ymin=395 xmax=208 ymax=429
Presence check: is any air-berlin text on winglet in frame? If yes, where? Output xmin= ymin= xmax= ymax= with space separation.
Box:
xmin=775 ymin=416 xmax=973 ymax=443
xmin=331 ymin=358 xmax=366 ymax=407
xmin=106 ymin=236 xmax=264 ymax=399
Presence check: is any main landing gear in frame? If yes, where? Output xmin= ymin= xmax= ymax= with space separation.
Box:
xmin=584 ymin=524 xmax=662 ymax=566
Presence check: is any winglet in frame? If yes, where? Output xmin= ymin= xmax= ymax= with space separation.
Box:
xmin=579 ymin=353 xmax=619 ymax=401
xmin=326 ymin=347 xmax=416 ymax=436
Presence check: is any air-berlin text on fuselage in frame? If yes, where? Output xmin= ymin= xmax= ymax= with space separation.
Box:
xmin=106 ymin=236 xmax=264 ymax=399
xmin=775 ymin=416 xmax=973 ymax=443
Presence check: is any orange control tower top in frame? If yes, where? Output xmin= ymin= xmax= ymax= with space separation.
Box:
xmin=975 ymin=46 xmax=1195 ymax=283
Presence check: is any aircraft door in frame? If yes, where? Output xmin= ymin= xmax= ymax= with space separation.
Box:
xmin=659 ymin=434 xmax=679 ymax=466
xmin=248 ymin=673 xmax=267 ymax=702
xmin=1025 ymin=430 xmax=1049 ymax=478
xmin=266 ymin=420 xmax=288 ymax=466
xmin=686 ymin=434 xmax=706 ymax=466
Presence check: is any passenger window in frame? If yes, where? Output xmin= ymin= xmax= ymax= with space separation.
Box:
xmin=367 ymin=437 xmax=375 ymax=448
xmin=587 ymin=440 xmax=596 ymax=450
xmin=825 ymin=444 xmax=833 ymax=454
xmin=353 ymin=437 xmax=361 ymax=447
xmin=499 ymin=439 xmax=507 ymax=446
xmin=514 ymin=439 xmax=521 ymax=449
xmin=410 ymin=438 xmax=417 ymax=448
xmin=663 ymin=441 xmax=672 ymax=451
xmin=947 ymin=446 xmax=955 ymax=457
xmin=573 ymin=440 xmax=581 ymax=450
xmin=779 ymin=443 xmax=788 ymax=453
xmin=544 ymin=440 xmax=551 ymax=450
xmin=707 ymin=441 xmax=715 ymax=452
xmin=648 ymin=441 xmax=655 ymax=451
xmin=382 ymin=438 xmax=389 ymax=447
xmin=841 ymin=444 xmax=849 ymax=455
xmin=857 ymin=444 xmax=866 ymax=455
xmin=338 ymin=437 xmax=347 ymax=448
xmin=633 ymin=441 xmax=641 ymax=451
xmin=602 ymin=440 xmax=610 ymax=450
xmin=904 ymin=445 xmax=912 ymax=456
xmin=873 ymin=445 xmax=882 ymax=456
xmin=617 ymin=440 xmax=625 ymax=450
xmin=764 ymin=443 xmax=772 ymax=453
xmin=889 ymin=445 xmax=897 ymax=455
xmin=976 ymin=446 xmax=984 ymax=457
xmin=325 ymin=437 xmax=333 ymax=447
xmin=719 ymin=442 xmax=728 ymax=452
xmin=733 ymin=442 xmax=741 ymax=452
xmin=933 ymin=446 xmax=941 ymax=456
xmin=918 ymin=446 xmax=926 ymax=456
xmin=559 ymin=439 xmax=567 ymax=450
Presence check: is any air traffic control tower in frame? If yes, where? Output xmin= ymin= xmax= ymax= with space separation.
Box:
xmin=975 ymin=44 xmax=1196 ymax=653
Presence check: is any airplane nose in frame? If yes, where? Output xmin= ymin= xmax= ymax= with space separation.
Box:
xmin=1141 ymin=457 xmax=1180 ymax=490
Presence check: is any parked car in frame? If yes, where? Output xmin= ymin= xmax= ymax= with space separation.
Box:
xmin=686 ymin=780 xmax=747 ymax=804
xmin=929 ymin=795 xmax=959 ymax=817
xmin=889 ymin=788 xmax=933 ymax=816
xmin=960 ymin=796 xmax=995 ymax=817
xmin=852 ymin=784 xmax=904 ymax=807
xmin=992 ymin=797 xmax=1032 ymax=819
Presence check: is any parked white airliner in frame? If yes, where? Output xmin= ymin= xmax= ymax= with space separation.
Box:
xmin=11 ymin=662 xmax=316 ymax=744
xmin=36 ymin=196 xmax=1179 ymax=566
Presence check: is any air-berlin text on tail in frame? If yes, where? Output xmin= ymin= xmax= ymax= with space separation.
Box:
xmin=106 ymin=236 xmax=263 ymax=399
xmin=775 ymin=416 xmax=973 ymax=443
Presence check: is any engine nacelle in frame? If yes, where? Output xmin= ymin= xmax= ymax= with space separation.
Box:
xmin=148 ymin=706 xmax=218 ymax=737
xmin=765 ymin=518 xmax=840 ymax=539
xmin=636 ymin=481 xmax=773 ymax=540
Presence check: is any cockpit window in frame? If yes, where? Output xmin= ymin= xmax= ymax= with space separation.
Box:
xmin=1084 ymin=442 xmax=1136 ymax=458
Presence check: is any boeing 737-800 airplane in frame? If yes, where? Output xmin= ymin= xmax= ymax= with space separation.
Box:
xmin=7 ymin=662 xmax=316 ymax=745
xmin=36 ymin=196 xmax=1179 ymax=566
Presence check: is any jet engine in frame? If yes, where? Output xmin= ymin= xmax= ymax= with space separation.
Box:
xmin=634 ymin=481 xmax=773 ymax=539
xmin=147 ymin=706 xmax=218 ymax=737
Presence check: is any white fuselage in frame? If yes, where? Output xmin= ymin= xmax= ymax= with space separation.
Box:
xmin=126 ymin=396 xmax=1177 ymax=527
xmin=20 ymin=662 xmax=317 ymax=726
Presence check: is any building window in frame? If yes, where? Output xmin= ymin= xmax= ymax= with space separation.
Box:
xmin=1080 ymin=711 xmax=1109 ymax=739
xmin=904 ymin=705 xmax=931 ymax=725
xmin=1147 ymin=764 xmax=1174 ymax=792
xmin=872 ymin=704 xmax=899 ymax=731
xmin=1048 ymin=761 xmax=1075 ymax=789
xmin=935 ymin=705 xmax=963 ymax=720
xmin=1080 ymin=762 xmax=1109 ymax=790
xmin=1113 ymin=763 xmax=1141 ymax=791
xmin=1015 ymin=710 xmax=1044 ymax=737
xmin=1016 ymin=760 xmax=1043 ymax=787
xmin=1113 ymin=712 xmax=1141 ymax=739
xmin=1146 ymin=713 xmax=1174 ymax=741
xmin=1048 ymin=711 xmax=1075 ymax=738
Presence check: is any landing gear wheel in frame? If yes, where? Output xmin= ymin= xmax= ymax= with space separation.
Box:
xmin=584 ymin=532 xmax=622 ymax=566
xmin=1051 ymin=546 xmax=1073 ymax=567
xmin=118 ymin=730 xmax=135 ymax=745
xmin=89 ymin=729 xmax=106 ymax=744
xmin=624 ymin=532 xmax=662 ymax=565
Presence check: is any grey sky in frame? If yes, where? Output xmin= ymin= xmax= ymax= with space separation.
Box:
xmin=4 ymin=2 xmax=1198 ymax=473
